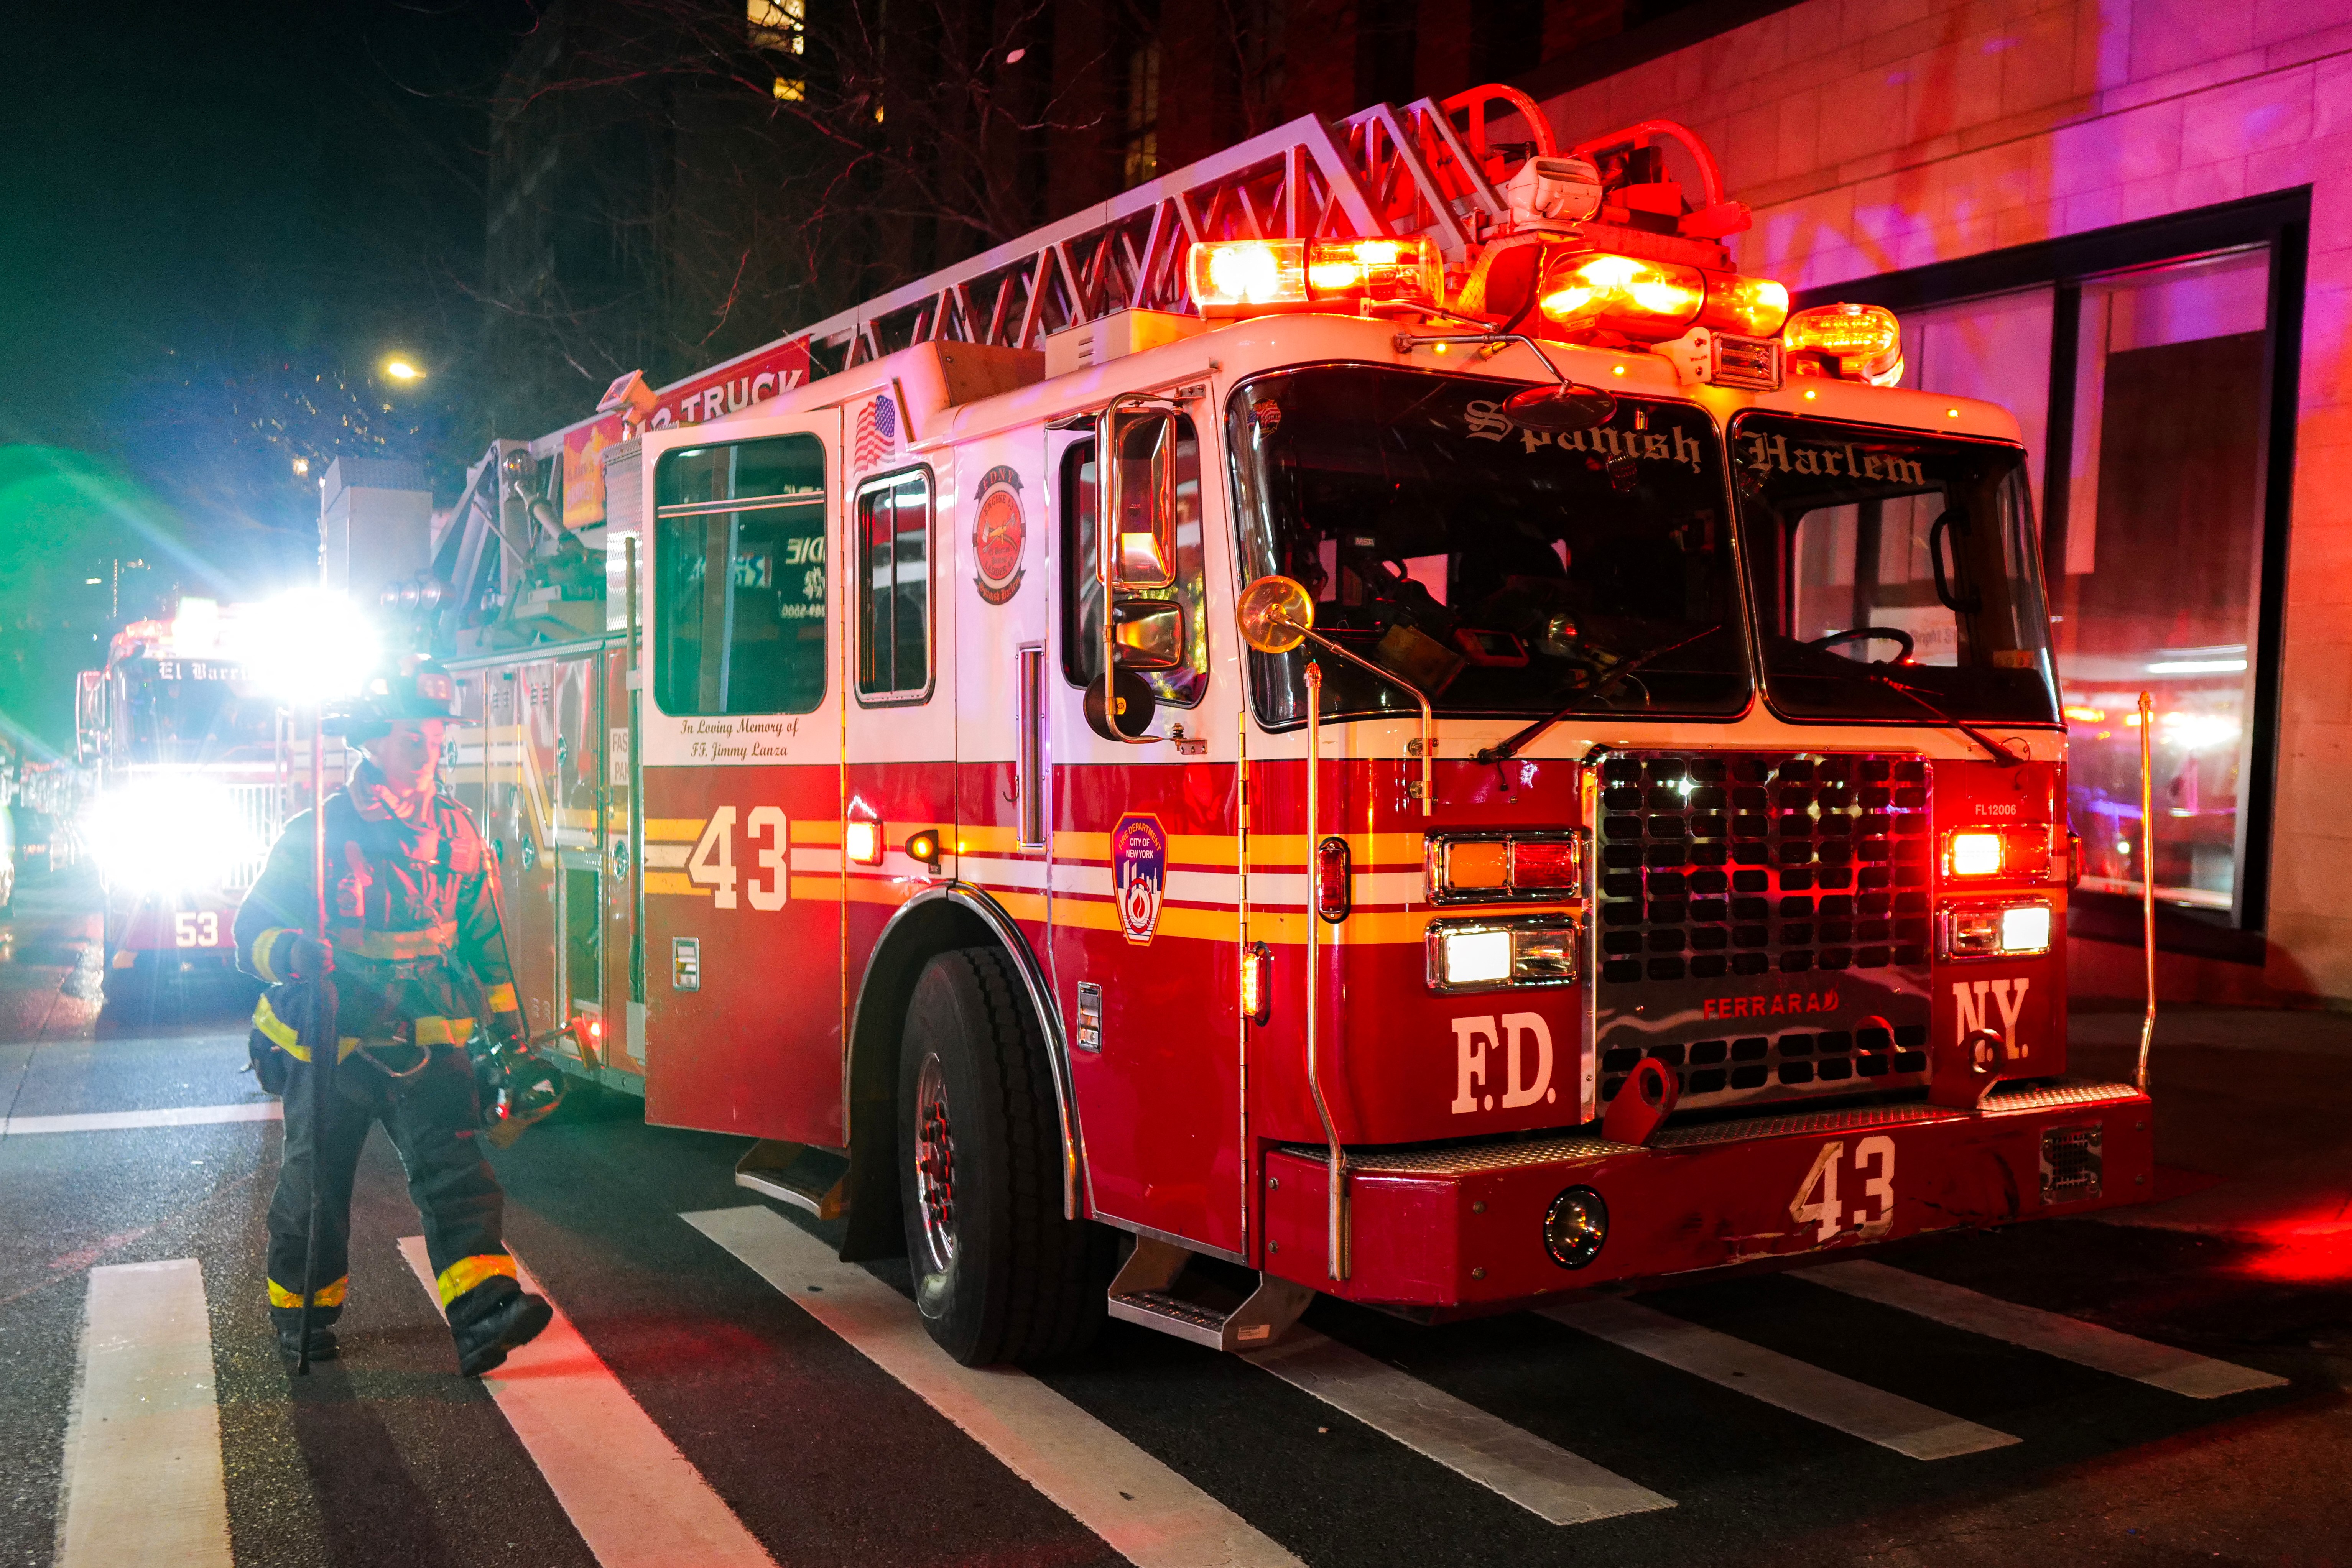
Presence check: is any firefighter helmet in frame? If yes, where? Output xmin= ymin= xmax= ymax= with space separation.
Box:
xmin=327 ymin=654 xmax=459 ymax=737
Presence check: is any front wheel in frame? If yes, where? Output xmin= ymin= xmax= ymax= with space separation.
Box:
xmin=898 ymin=947 xmax=1100 ymax=1366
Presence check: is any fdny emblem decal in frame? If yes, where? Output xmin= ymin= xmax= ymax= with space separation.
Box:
xmin=972 ymin=465 xmax=1026 ymax=605
xmin=1111 ymin=813 xmax=1167 ymax=946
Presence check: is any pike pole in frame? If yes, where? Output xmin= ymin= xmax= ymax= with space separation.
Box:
xmin=295 ymin=699 xmax=331 ymax=1374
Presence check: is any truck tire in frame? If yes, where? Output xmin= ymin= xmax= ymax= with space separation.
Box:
xmin=898 ymin=947 xmax=1100 ymax=1366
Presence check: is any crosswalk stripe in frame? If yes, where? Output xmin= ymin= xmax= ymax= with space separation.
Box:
xmin=3 ymin=1103 xmax=282 ymax=1136
xmin=1244 ymin=1330 xmax=1675 ymax=1524
xmin=1542 ymin=1298 xmax=2020 ymax=1460
xmin=1798 ymin=1259 xmax=2289 ymax=1399
xmin=682 ymin=1204 xmax=1306 ymax=1568
xmin=396 ymin=1236 xmax=776 ymax=1568
xmin=57 ymin=1259 xmax=232 ymax=1568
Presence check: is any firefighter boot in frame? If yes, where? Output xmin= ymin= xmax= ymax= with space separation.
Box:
xmin=447 ymin=1278 xmax=553 ymax=1377
xmin=269 ymin=1308 xmax=340 ymax=1362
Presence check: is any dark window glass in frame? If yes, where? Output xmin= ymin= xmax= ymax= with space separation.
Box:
xmin=1228 ymin=366 xmax=1745 ymax=727
xmin=857 ymin=471 xmax=931 ymax=701
xmin=1061 ymin=419 xmax=1210 ymax=707
xmin=1736 ymin=415 xmax=2056 ymax=725
xmin=653 ymin=436 xmax=827 ymax=716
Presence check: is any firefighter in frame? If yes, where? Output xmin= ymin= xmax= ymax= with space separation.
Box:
xmin=236 ymin=655 xmax=559 ymax=1374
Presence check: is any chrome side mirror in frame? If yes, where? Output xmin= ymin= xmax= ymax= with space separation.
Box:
xmin=1112 ymin=600 xmax=1184 ymax=671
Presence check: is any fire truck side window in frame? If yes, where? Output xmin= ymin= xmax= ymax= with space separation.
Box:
xmin=855 ymin=470 xmax=933 ymax=702
xmin=651 ymin=435 xmax=828 ymax=716
xmin=1059 ymin=418 xmax=1209 ymax=706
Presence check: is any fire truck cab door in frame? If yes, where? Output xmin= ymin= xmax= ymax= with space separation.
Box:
xmin=1045 ymin=413 xmax=1247 ymax=1257
xmin=637 ymin=422 xmax=844 ymax=1142
xmin=843 ymin=436 xmax=957 ymax=1076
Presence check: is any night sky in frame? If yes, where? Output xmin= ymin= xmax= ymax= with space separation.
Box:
xmin=0 ymin=1 xmax=532 ymax=753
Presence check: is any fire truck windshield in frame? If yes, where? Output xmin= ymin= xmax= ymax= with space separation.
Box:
xmin=1229 ymin=367 xmax=1747 ymax=727
xmin=1731 ymin=414 xmax=2059 ymax=726
xmin=119 ymin=664 xmax=278 ymax=765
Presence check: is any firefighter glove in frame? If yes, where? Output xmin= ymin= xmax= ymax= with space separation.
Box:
xmin=288 ymin=935 xmax=334 ymax=980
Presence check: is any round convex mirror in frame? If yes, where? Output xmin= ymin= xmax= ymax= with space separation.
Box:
xmin=1502 ymin=381 xmax=1616 ymax=433
xmin=1235 ymin=575 xmax=1315 ymax=654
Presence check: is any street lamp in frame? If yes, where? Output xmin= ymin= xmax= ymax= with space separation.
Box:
xmin=383 ymin=357 xmax=424 ymax=382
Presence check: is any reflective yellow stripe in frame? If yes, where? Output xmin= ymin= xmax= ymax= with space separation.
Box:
xmin=253 ymin=995 xmax=360 ymax=1063
xmin=483 ymin=983 xmax=519 ymax=1014
xmin=413 ymin=1015 xmax=478 ymax=1047
xmin=436 ymin=1254 xmax=518 ymax=1307
xmin=328 ymin=922 xmax=458 ymax=961
xmin=251 ymin=927 xmax=298 ymax=983
xmin=267 ymin=1275 xmax=349 ymax=1309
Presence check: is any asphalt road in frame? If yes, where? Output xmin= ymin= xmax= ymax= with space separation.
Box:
xmin=4 ymin=867 xmax=2349 ymax=1568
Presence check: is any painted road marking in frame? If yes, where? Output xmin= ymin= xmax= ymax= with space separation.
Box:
xmin=1244 ymin=1330 xmax=1675 ymax=1525
xmin=1799 ymin=1259 xmax=2289 ymax=1399
xmin=3 ymin=1102 xmax=282 ymax=1136
xmin=396 ymin=1237 xmax=775 ymax=1568
xmin=683 ymin=1204 xmax=1306 ymax=1568
xmin=56 ymin=1259 xmax=232 ymax=1568
xmin=1543 ymin=1298 xmax=2020 ymax=1460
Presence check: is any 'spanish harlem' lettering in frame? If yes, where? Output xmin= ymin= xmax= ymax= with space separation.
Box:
xmin=1740 ymin=431 xmax=1926 ymax=487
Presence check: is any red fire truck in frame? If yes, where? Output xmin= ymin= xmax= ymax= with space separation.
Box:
xmin=438 ymin=87 xmax=2148 ymax=1366
xmin=77 ymin=598 xmax=311 ymax=993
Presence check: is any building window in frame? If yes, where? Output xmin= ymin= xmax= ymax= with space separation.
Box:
xmin=856 ymin=470 xmax=932 ymax=702
xmin=1122 ymin=38 xmax=1160 ymax=187
xmin=652 ymin=436 xmax=828 ymax=717
xmin=749 ymin=0 xmax=805 ymax=54
xmin=1826 ymin=196 xmax=2304 ymax=939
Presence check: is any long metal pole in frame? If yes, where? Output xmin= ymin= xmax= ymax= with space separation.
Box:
xmin=2136 ymin=690 xmax=2156 ymax=1092
xmin=296 ymin=704 xmax=328 ymax=1374
xmin=1300 ymin=663 xmax=1347 ymax=1279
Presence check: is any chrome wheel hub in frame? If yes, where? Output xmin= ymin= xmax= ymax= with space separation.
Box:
xmin=913 ymin=1054 xmax=958 ymax=1272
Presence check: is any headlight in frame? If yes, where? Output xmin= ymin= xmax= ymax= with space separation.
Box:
xmin=1426 ymin=916 xmax=1578 ymax=992
xmin=89 ymin=783 xmax=249 ymax=894
xmin=1940 ymin=899 xmax=2055 ymax=959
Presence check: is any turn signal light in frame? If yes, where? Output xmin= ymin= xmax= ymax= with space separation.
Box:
xmin=845 ymin=819 xmax=883 ymax=866
xmin=1188 ymin=237 xmax=1441 ymax=317
xmin=1240 ymin=940 xmax=1272 ymax=1024
xmin=1783 ymin=302 xmax=1903 ymax=384
xmin=1427 ymin=832 xmax=1584 ymax=903
xmin=1315 ymin=835 xmax=1352 ymax=923
xmin=1948 ymin=830 xmax=2004 ymax=877
xmin=906 ymin=829 xmax=942 ymax=869
xmin=1538 ymin=251 xmax=1704 ymax=340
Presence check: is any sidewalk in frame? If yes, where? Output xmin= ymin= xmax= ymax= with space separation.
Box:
xmin=2070 ymin=1000 xmax=2352 ymax=1283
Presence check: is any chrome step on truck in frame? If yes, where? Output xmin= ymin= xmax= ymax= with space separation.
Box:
xmin=1107 ymin=1236 xmax=1317 ymax=1352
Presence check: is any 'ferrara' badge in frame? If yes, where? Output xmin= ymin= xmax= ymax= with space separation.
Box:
xmin=972 ymin=464 xmax=1026 ymax=605
xmin=1111 ymin=813 xmax=1167 ymax=946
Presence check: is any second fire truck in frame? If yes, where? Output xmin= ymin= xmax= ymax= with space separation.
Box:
xmin=435 ymin=88 xmax=2147 ymax=1365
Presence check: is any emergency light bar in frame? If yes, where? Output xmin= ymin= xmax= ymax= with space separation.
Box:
xmin=1783 ymin=302 xmax=1904 ymax=385
xmin=1188 ymin=237 xmax=1442 ymax=316
xmin=1535 ymin=251 xmax=1790 ymax=344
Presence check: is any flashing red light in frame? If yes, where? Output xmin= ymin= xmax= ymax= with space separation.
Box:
xmin=1188 ymin=237 xmax=1441 ymax=317
xmin=1510 ymin=840 xmax=1579 ymax=891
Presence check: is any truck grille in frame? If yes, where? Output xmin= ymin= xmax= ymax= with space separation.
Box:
xmin=1593 ymin=749 xmax=1934 ymax=1112
xmin=226 ymin=782 xmax=283 ymax=892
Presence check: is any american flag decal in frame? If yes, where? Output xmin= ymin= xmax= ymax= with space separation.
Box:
xmin=853 ymin=392 xmax=898 ymax=471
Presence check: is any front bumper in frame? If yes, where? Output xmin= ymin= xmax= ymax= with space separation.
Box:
xmin=1262 ymin=1078 xmax=2151 ymax=1309
xmin=107 ymin=893 xmax=240 ymax=958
